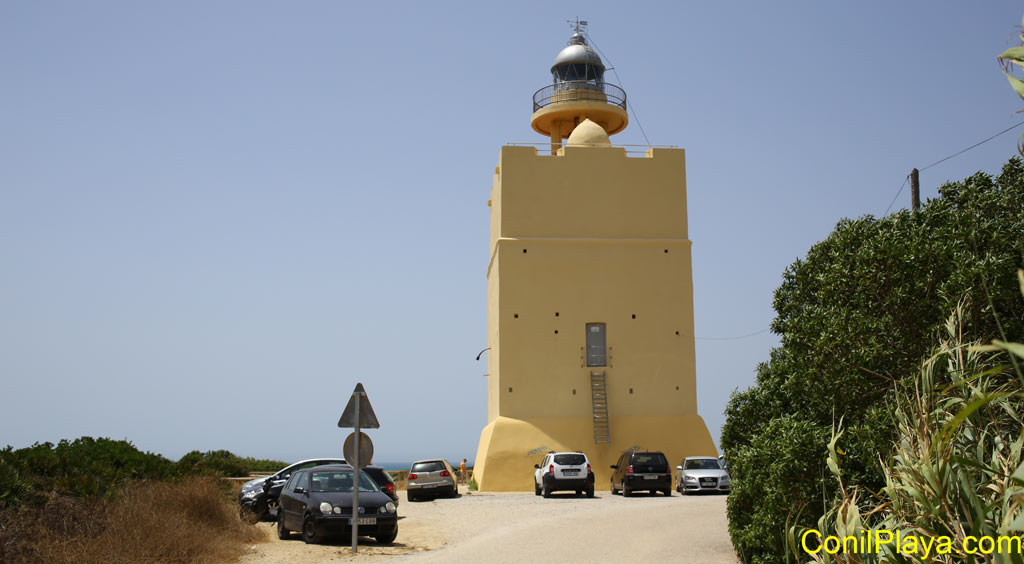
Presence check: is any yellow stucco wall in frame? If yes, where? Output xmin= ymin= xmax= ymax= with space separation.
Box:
xmin=474 ymin=144 xmax=716 ymax=491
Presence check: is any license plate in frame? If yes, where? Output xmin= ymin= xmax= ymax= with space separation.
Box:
xmin=701 ymin=479 xmax=716 ymax=485
xmin=563 ymin=470 xmax=579 ymax=475
xmin=423 ymin=484 xmax=436 ymax=488
xmin=348 ymin=517 xmax=377 ymax=525
xmin=644 ymin=475 xmax=658 ymax=480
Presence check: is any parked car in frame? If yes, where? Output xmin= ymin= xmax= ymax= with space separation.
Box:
xmin=276 ymin=464 xmax=398 ymax=544
xmin=533 ymin=451 xmax=594 ymax=498
xmin=676 ymin=456 xmax=730 ymax=494
xmin=239 ymin=458 xmax=345 ymax=519
xmin=610 ymin=450 xmax=672 ymax=496
xmin=406 ymin=459 xmax=457 ymax=501
xmin=240 ymin=458 xmax=399 ymax=519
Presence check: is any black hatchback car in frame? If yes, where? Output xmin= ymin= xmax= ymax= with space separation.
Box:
xmin=610 ymin=450 xmax=672 ymax=496
xmin=276 ymin=465 xmax=398 ymax=544
xmin=241 ymin=460 xmax=398 ymax=520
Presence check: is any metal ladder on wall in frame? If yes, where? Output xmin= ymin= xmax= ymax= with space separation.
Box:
xmin=591 ymin=371 xmax=610 ymax=444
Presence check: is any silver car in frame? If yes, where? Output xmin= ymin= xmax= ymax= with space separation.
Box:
xmin=406 ymin=459 xmax=457 ymax=501
xmin=676 ymin=456 xmax=730 ymax=494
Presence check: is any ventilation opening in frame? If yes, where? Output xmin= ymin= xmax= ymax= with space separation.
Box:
xmin=554 ymin=330 xmax=559 ymax=334
xmin=631 ymin=314 xmax=636 ymax=319
xmin=514 ymin=314 xmax=519 ymax=318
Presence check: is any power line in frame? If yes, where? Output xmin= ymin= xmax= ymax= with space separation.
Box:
xmin=920 ymin=120 xmax=1024 ymax=172
xmin=694 ymin=328 xmax=772 ymax=341
xmin=883 ymin=120 xmax=1024 ymax=215
xmin=883 ymin=175 xmax=910 ymax=216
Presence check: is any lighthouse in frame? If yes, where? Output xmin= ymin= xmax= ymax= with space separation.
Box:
xmin=472 ymin=26 xmax=717 ymax=491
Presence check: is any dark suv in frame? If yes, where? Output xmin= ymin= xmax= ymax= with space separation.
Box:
xmin=609 ymin=450 xmax=672 ymax=496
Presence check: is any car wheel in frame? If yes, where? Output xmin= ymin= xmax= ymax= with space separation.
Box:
xmin=611 ymin=481 xmax=619 ymax=495
xmin=448 ymin=484 xmax=458 ymax=498
xmin=623 ymin=485 xmax=632 ymax=497
xmin=542 ymin=481 xmax=552 ymax=498
xmin=375 ymin=524 xmax=398 ymax=544
xmin=301 ymin=514 xmax=321 ymax=544
xmin=662 ymin=488 xmax=671 ymax=496
xmin=534 ymin=481 xmax=541 ymax=496
xmin=276 ymin=512 xmax=291 ymax=540
xmin=575 ymin=489 xmax=582 ymax=497
xmin=586 ymin=486 xmax=594 ymax=498
xmin=253 ymin=498 xmax=268 ymax=521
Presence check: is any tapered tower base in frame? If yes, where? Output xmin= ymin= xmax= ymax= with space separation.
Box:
xmin=472 ymin=415 xmax=716 ymax=491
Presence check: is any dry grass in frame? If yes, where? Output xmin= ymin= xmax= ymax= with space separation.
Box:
xmin=0 ymin=476 xmax=266 ymax=564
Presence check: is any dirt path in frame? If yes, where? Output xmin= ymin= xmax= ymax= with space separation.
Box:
xmin=237 ymin=487 xmax=739 ymax=563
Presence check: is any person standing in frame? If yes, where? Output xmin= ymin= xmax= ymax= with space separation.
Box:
xmin=459 ymin=458 xmax=467 ymax=485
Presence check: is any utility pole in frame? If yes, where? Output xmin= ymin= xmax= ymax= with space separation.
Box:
xmin=910 ymin=168 xmax=920 ymax=211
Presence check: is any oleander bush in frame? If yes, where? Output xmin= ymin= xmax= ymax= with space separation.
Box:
xmin=723 ymin=158 xmax=1024 ymax=564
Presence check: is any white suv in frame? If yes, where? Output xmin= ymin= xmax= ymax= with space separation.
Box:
xmin=533 ymin=451 xmax=595 ymax=498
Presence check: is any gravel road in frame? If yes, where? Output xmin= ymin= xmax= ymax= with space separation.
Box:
xmin=238 ymin=486 xmax=739 ymax=564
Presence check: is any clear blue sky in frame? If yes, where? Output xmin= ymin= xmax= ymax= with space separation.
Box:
xmin=2 ymin=1 xmax=1022 ymax=464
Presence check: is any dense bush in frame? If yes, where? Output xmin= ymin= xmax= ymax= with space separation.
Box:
xmin=0 ymin=438 xmax=285 ymax=509
xmin=723 ymin=158 xmax=1024 ymax=564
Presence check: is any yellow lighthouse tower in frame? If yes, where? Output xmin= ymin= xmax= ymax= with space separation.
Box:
xmin=472 ymin=26 xmax=717 ymax=491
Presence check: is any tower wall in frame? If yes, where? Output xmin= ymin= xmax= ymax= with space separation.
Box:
xmin=474 ymin=145 xmax=716 ymax=491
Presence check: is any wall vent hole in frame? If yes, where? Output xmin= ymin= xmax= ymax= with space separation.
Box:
xmin=554 ymin=330 xmax=558 ymax=334
xmin=514 ymin=314 xmax=519 ymax=318
xmin=675 ymin=331 xmax=680 ymax=335
xmin=631 ymin=314 xmax=636 ymax=319
xmin=629 ymin=388 xmax=634 ymax=394
xmin=572 ymin=389 xmax=576 ymax=395
xmin=675 ymin=386 xmax=680 ymax=391
xmin=664 ymin=249 xmax=669 ymax=253
xmin=522 ymin=249 xmax=527 ymax=253
xmin=508 ymin=387 xmax=513 ymax=393
xmin=555 ymin=312 xmax=559 ymax=317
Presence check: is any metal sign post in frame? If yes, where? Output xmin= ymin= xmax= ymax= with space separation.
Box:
xmin=351 ymin=394 xmax=360 ymax=553
xmin=338 ymin=383 xmax=380 ymax=555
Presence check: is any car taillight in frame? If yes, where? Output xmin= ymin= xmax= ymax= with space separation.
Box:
xmin=440 ymin=470 xmax=450 ymax=477
xmin=586 ymin=463 xmax=591 ymax=474
xmin=549 ymin=464 xmax=554 ymax=474
xmin=408 ymin=473 xmax=418 ymax=480
xmin=627 ymin=465 xmax=634 ymax=475
xmin=385 ymin=483 xmax=395 ymax=494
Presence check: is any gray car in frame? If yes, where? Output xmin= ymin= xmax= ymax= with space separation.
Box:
xmin=406 ymin=459 xmax=457 ymax=501
xmin=676 ymin=456 xmax=730 ymax=494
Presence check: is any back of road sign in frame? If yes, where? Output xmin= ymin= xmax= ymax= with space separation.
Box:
xmin=338 ymin=382 xmax=380 ymax=428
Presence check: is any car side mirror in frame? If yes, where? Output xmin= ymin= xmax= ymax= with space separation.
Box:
xmin=533 ymin=464 xmax=540 ymax=469
xmin=294 ymin=486 xmax=305 ymax=494
xmin=610 ymin=465 xmax=618 ymax=469
xmin=676 ymin=466 xmax=683 ymax=470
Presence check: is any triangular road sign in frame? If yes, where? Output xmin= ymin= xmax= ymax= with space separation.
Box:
xmin=337 ymin=382 xmax=380 ymax=429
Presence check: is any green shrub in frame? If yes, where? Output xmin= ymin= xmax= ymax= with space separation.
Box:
xmin=787 ymin=300 xmax=1024 ymax=563
xmin=723 ymin=158 xmax=1024 ymax=563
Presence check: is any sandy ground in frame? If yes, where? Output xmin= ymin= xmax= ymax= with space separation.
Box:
xmin=237 ymin=485 xmax=739 ymax=564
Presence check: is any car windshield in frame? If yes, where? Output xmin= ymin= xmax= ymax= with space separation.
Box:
xmin=310 ymin=470 xmax=380 ymax=493
xmin=684 ymin=459 xmax=722 ymax=470
xmin=633 ymin=453 xmax=667 ymax=465
xmin=553 ymin=454 xmax=586 ymax=465
xmin=411 ymin=461 xmax=445 ymax=473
